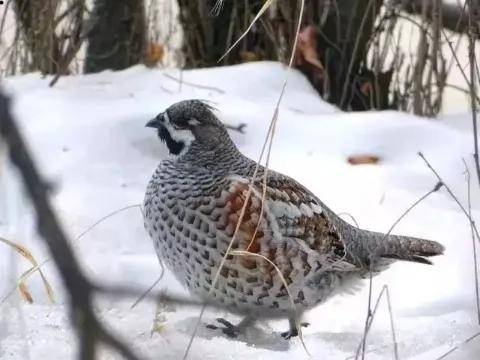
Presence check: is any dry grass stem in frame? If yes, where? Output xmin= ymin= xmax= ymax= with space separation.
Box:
xmin=0 ymin=236 xmax=55 ymax=304
xmin=354 ymin=285 xmax=399 ymax=360
xmin=163 ymin=73 xmax=226 ymax=94
xmin=218 ymin=0 xmax=276 ymax=63
xmin=466 ymin=0 xmax=480 ymax=186
xmin=463 ymin=158 xmax=480 ymax=324
xmin=75 ymin=204 xmax=143 ymax=243
xmin=436 ymin=331 xmax=480 ymax=360
xmin=337 ymin=212 xmax=360 ymax=228
xmin=358 ymin=181 xmax=443 ymax=360
xmin=419 ymin=152 xmax=480 ymax=246
xmin=1 ymin=203 xmax=145 ymax=308
xmin=182 ymin=1 xmax=306 ymax=358
xmin=229 ymin=250 xmax=311 ymax=356
xmin=130 ymin=270 xmax=165 ymax=310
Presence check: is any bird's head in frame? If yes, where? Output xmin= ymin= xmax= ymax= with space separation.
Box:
xmin=146 ymin=99 xmax=230 ymax=157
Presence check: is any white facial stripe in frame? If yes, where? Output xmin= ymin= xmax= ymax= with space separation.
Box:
xmin=163 ymin=111 xmax=171 ymax=124
xmin=163 ymin=114 xmax=195 ymax=157
xmin=163 ymin=122 xmax=195 ymax=143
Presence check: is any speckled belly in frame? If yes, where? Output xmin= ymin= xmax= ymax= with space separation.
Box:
xmin=144 ymin=178 xmax=353 ymax=316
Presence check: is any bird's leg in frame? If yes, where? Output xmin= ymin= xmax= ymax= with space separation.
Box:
xmin=206 ymin=316 xmax=255 ymax=338
xmin=280 ymin=316 xmax=310 ymax=340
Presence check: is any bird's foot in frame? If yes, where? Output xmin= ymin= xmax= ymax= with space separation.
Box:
xmin=206 ymin=318 xmax=240 ymax=338
xmin=280 ymin=322 xmax=310 ymax=340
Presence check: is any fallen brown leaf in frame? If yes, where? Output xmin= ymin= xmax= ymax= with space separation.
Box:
xmin=347 ymin=154 xmax=380 ymax=165
xmin=295 ymin=25 xmax=324 ymax=77
xmin=146 ymin=42 xmax=165 ymax=67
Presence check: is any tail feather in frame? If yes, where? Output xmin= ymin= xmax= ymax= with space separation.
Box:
xmin=346 ymin=227 xmax=445 ymax=268
xmin=380 ymin=235 xmax=445 ymax=265
xmin=381 ymin=253 xmax=435 ymax=265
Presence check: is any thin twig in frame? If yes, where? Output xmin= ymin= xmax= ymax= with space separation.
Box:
xmin=359 ymin=270 xmax=374 ymax=360
xmin=217 ymin=0 xmax=275 ymax=63
xmin=163 ymin=73 xmax=225 ymax=94
xmin=418 ymin=152 xmax=480 ymax=246
xmin=440 ymin=27 xmax=480 ymax=103
xmin=384 ymin=182 xmax=443 ymax=238
xmin=182 ymin=305 xmax=207 ymax=360
xmin=50 ymin=0 xmax=86 ymax=87
xmin=436 ymin=331 xmax=480 ymax=359
xmin=339 ymin=0 xmax=375 ymax=109
xmin=76 ymin=204 xmax=143 ymax=242
xmin=181 ymin=1 xmax=307 ymax=358
xmin=338 ymin=212 xmax=360 ymax=228
xmin=463 ymin=158 xmax=480 ymax=324
xmin=467 ymin=0 xmax=480 ymax=186
xmin=355 ymin=285 xmax=399 ymax=360
xmin=0 ymin=203 xmax=146 ymax=308
xmin=357 ymin=181 xmax=442 ymax=360
xmin=130 ymin=271 xmax=165 ymax=309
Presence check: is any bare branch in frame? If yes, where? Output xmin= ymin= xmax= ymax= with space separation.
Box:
xmin=436 ymin=331 xmax=480 ymax=359
xmin=50 ymin=0 xmax=86 ymax=86
xmin=0 ymin=92 xmax=142 ymax=360
xmin=357 ymin=182 xmax=441 ymax=360
xmin=163 ymin=73 xmax=226 ymax=94
xmin=467 ymin=0 xmax=480 ymax=186
xmin=418 ymin=152 xmax=480 ymax=246
xmin=398 ymin=0 xmax=476 ymax=36
xmin=355 ymin=285 xmax=399 ymax=360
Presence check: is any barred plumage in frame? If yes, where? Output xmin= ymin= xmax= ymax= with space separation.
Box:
xmin=144 ymin=99 xmax=444 ymax=338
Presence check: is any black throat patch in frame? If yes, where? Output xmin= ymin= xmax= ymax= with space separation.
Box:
xmin=158 ymin=124 xmax=185 ymax=155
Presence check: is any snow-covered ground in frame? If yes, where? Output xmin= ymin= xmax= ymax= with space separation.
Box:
xmin=1 ymin=62 xmax=479 ymax=359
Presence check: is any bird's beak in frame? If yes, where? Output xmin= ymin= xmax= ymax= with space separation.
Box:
xmin=146 ymin=114 xmax=163 ymax=129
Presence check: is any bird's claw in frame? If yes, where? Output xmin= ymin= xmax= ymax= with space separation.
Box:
xmin=206 ymin=318 xmax=239 ymax=338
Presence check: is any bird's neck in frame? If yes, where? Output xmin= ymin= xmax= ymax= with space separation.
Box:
xmin=178 ymin=136 xmax=243 ymax=169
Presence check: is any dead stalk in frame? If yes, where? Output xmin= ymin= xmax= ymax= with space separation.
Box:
xmin=463 ymin=158 xmax=480 ymax=324
xmin=357 ymin=182 xmax=441 ymax=360
xmin=419 ymin=152 xmax=480 ymax=246
xmin=355 ymin=285 xmax=399 ymax=360
xmin=182 ymin=1 xmax=307 ymax=358
xmin=467 ymin=0 xmax=480 ymax=186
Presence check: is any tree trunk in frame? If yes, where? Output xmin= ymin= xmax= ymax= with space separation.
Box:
xmin=312 ymin=0 xmax=385 ymax=110
xmin=177 ymin=0 xmax=299 ymax=67
xmin=85 ymin=0 xmax=146 ymax=73
xmin=177 ymin=0 xmax=388 ymax=111
xmin=13 ymin=0 xmax=61 ymax=74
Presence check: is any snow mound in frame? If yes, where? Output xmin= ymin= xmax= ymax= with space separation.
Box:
xmin=1 ymin=62 xmax=479 ymax=359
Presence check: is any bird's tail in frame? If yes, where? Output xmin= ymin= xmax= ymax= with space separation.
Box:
xmin=377 ymin=233 xmax=444 ymax=265
xmin=348 ymin=228 xmax=445 ymax=267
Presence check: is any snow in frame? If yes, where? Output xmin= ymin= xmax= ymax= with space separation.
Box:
xmin=1 ymin=61 xmax=479 ymax=359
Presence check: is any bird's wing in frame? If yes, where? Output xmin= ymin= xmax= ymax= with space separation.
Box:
xmin=222 ymin=173 xmax=357 ymax=277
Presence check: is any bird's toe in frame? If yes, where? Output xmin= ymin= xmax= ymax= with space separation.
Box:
xmin=206 ymin=318 xmax=239 ymax=338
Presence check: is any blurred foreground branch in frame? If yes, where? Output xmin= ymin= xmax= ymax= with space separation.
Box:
xmin=0 ymin=90 xmax=227 ymax=359
xmin=0 ymin=92 xmax=140 ymax=360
